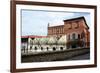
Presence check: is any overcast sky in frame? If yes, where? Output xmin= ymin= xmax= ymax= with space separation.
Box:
xmin=21 ymin=9 xmax=90 ymax=36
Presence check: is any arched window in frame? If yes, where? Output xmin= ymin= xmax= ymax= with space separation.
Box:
xmin=34 ymin=46 xmax=37 ymax=50
xmin=41 ymin=47 xmax=43 ymax=50
xmin=72 ymin=33 xmax=76 ymax=40
xmin=53 ymin=47 xmax=56 ymax=51
xmin=60 ymin=47 xmax=63 ymax=50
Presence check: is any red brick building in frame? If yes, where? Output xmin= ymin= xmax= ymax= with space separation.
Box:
xmin=48 ymin=17 xmax=90 ymax=49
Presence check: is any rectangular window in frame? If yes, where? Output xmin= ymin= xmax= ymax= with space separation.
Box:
xmin=78 ymin=34 xmax=80 ymax=39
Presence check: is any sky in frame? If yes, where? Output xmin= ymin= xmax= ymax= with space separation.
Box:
xmin=21 ymin=9 xmax=90 ymax=36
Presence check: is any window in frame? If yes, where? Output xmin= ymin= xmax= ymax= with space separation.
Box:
xmin=72 ymin=33 xmax=75 ymax=40
xmin=57 ymin=28 xmax=59 ymax=34
xmin=51 ymin=28 xmax=53 ymax=34
xmin=41 ymin=47 xmax=43 ymax=50
xmin=81 ymin=32 xmax=85 ymax=39
xmin=47 ymin=47 xmax=49 ymax=51
xmin=75 ymin=22 xmax=79 ymax=28
xmin=63 ymin=28 xmax=64 ymax=33
xmin=54 ymin=28 xmax=55 ymax=34
xmin=68 ymin=35 xmax=70 ymax=40
xmin=67 ymin=23 xmax=72 ymax=29
xmin=61 ymin=28 xmax=63 ymax=33
xmin=30 ymin=46 xmax=32 ymax=50
xmin=60 ymin=47 xmax=63 ymax=50
xmin=60 ymin=28 xmax=61 ymax=34
xmin=78 ymin=34 xmax=80 ymax=39
xmin=52 ymin=28 xmax=54 ymax=34
xmin=56 ymin=28 xmax=57 ymax=34
xmin=75 ymin=25 xmax=78 ymax=29
xmin=34 ymin=46 xmax=37 ymax=50
xmin=59 ymin=28 xmax=60 ymax=34
xmin=53 ymin=47 xmax=56 ymax=51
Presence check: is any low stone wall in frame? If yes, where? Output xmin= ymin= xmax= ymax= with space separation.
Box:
xmin=21 ymin=48 xmax=90 ymax=63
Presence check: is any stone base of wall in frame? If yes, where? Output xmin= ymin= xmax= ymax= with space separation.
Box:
xmin=21 ymin=48 xmax=90 ymax=63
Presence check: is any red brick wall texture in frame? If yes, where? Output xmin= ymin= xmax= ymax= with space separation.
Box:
xmin=48 ymin=17 xmax=90 ymax=48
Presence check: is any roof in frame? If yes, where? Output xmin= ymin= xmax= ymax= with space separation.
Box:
xmin=39 ymin=38 xmax=49 ymax=44
xmin=58 ymin=35 xmax=67 ymax=44
xmin=48 ymin=37 xmax=57 ymax=44
xmin=63 ymin=17 xmax=89 ymax=29
xmin=48 ymin=25 xmax=64 ymax=28
xmin=21 ymin=35 xmax=47 ymax=38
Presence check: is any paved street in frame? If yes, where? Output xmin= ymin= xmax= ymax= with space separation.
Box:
xmin=67 ymin=53 xmax=90 ymax=60
xmin=21 ymin=48 xmax=90 ymax=62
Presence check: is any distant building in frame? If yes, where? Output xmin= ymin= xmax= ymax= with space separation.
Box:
xmin=21 ymin=17 xmax=90 ymax=54
xmin=48 ymin=17 xmax=90 ymax=49
xmin=21 ymin=35 xmax=67 ymax=54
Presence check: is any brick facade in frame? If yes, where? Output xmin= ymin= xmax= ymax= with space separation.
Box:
xmin=48 ymin=17 xmax=90 ymax=48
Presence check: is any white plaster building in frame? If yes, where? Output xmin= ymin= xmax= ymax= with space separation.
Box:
xmin=21 ymin=35 xmax=67 ymax=54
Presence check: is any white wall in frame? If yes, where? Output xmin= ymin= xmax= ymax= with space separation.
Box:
xmin=0 ymin=0 xmax=100 ymax=73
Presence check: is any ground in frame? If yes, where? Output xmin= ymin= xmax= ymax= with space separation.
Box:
xmin=21 ymin=48 xmax=90 ymax=63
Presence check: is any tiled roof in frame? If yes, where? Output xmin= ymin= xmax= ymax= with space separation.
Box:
xmin=21 ymin=35 xmax=47 ymax=38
